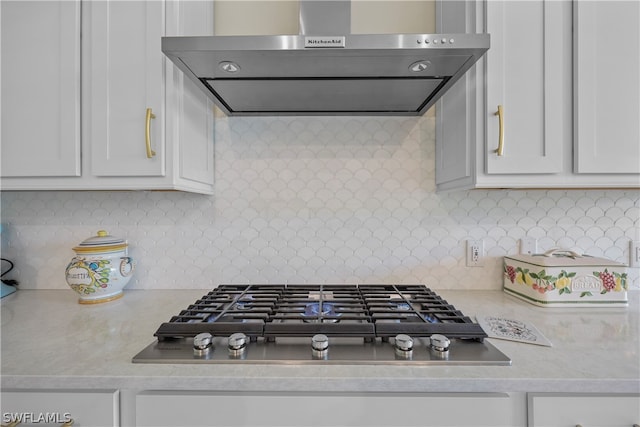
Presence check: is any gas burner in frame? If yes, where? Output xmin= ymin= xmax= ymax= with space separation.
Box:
xmin=233 ymin=299 xmax=253 ymax=310
xmin=390 ymin=302 xmax=412 ymax=311
xmin=302 ymin=302 xmax=340 ymax=323
xmin=304 ymin=302 xmax=334 ymax=316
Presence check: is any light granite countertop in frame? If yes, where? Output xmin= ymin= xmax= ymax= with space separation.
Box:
xmin=1 ymin=289 xmax=638 ymax=394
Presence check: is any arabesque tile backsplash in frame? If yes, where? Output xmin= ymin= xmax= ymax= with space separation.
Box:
xmin=1 ymin=114 xmax=639 ymax=290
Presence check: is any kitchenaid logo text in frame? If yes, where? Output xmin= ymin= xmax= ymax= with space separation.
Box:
xmin=304 ymin=36 xmax=345 ymax=48
xmin=571 ymin=275 xmax=602 ymax=292
xmin=3 ymin=412 xmax=72 ymax=424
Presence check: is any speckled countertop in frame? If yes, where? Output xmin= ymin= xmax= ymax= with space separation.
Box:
xmin=1 ymin=289 xmax=638 ymax=393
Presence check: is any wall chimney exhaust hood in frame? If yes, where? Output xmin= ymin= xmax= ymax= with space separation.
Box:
xmin=162 ymin=1 xmax=489 ymax=116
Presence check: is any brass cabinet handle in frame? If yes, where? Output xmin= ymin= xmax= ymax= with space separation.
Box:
xmin=61 ymin=420 xmax=74 ymax=427
xmin=145 ymin=107 xmax=157 ymax=158
xmin=494 ymin=104 xmax=504 ymax=156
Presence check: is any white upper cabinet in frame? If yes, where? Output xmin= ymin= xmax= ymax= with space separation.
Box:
xmin=573 ymin=0 xmax=640 ymax=175
xmin=485 ymin=0 xmax=566 ymax=175
xmin=0 ymin=1 xmax=81 ymax=177
xmin=436 ymin=0 xmax=640 ymax=190
xmin=1 ymin=0 xmax=214 ymax=194
xmin=87 ymin=1 xmax=165 ymax=177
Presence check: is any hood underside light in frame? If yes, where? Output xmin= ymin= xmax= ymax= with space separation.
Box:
xmin=409 ymin=60 xmax=431 ymax=72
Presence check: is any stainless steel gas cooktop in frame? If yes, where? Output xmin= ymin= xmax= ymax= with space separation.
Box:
xmin=133 ymin=284 xmax=511 ymax=365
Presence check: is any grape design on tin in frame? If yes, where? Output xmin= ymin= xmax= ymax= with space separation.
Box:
xmin=597 ymin=270 xmax=616 ymax=291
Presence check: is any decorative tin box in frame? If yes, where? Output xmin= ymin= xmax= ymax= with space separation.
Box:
xmin=503 ymin=249 xmax=628 ymax=307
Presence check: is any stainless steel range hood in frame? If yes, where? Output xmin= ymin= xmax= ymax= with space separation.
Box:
xmin=162 ymin=1 xmax=489 ymax=116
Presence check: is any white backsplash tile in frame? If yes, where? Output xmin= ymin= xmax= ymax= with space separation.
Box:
xmin=1 ymin=115 xmax=639 ymax=290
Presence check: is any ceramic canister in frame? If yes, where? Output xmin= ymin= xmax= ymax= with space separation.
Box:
xmin=503 ymin=249 xmax=628 ymax=307
xmin=65 ymin=230 xmax=134 ymax=304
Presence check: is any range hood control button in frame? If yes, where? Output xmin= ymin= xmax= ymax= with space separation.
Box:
xmin=394 ymin=334 xmax=414 ymax=352
xmin=193 ymin=332 xmax=213 ymax=355
xmin=430 ymin=334 xmax=451 ymax=353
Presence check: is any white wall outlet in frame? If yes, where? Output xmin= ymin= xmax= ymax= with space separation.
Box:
xmin=520 ymin=237 xmax=538 ymax=255
xmin=630 ymin=240 xmax=640 ymax=268
xmin=466 ymin=239 xmax=484 ymax=267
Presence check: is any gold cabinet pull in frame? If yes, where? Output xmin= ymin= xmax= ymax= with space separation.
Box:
xmin=145 ymin=107 xmax=157 ymax=158
xmin=494 ymin=104 xmax=504 ymax=156
xmin=61 ymin=420 xmax=74 ymax=427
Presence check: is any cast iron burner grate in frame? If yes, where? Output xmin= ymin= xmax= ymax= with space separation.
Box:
xmin=153 ymin=284 xmax=487 ymax=341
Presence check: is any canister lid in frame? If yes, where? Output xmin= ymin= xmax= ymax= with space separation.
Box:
xmin=505 ymin=249 xmax=626 ymax=267
xmin=73 ymin=230 xmax=128 ymax=253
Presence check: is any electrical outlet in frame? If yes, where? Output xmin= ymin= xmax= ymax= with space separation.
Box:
xmin=630 ymin=241 xmax=640 ymax=268
xmin=466 ymin=239 xmax=484 ymax=267
xmin=520 ymin=237 xmax=538 ymax=255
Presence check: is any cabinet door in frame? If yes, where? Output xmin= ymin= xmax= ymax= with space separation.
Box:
xmin=485 ymin=0 xmax=566 ymax=174
xmin=87 ymin=0 xmax=165 ymax=177
xmin=0 ymin=1 xmax=80 ymax=177
xmin=165 ymin=0 xmax=216 ymax=188
xmin=1 ymin=389 xmax=119 ymax=426
xmin=528 ymin=393 xmax=640 ymax=427
xmin=137 ymin=391 xmax=518 ymax=427
xmin=435 ymin=0 xmax=480 ymax=190
xmin=574 ymin=1 xmax=640 ymax=174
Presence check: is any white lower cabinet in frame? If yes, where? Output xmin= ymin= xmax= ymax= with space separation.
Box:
xmin=4 ymin=389 xmax=639 ymax=426
xmin=528 ymin=393 xmax=640 ymax=427
xmin=0 ymin=389 xmax=119 ymax=427
xmin=135 ymin=391 xmax=523 ymax=427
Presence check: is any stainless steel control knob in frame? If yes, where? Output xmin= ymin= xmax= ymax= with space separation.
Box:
xmin=394 ymin=334 xmax=414 ymax=352
xmin=430 ymin=334 xmax=451 ymax=352
xmin=228 ymin=333 xmax=248 ymax=351
xmin=228 ymin=333 xmax=248 ymax=358
xmin=311 ymin=334 xmax=329 ymax=352
xmin=193 ymin=332 xmax=213 ymax=355
xmin=311 ymin=334 xmax=329 ymax=360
